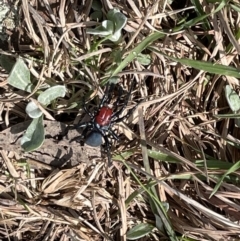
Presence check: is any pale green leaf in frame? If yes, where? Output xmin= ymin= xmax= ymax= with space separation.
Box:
xmin=111 ymin=10 xmax=127 ymax=31
xmin=38 ymin=85 xmax=66 ymax=106
xmin=21 ymin=116 xmax=45 ymax=152
xmin=86 ymin=20 xmax=113 ymax=36
xmin=136 ymin=53 xmax=151 ymax=65
xmin=25 ymin=101 xmax=43 ymax=118
xmin=7 ymin=58 xmax=33 ymax=92
xmin=126 ymin=223 xmax=154 ymax=240
xmin=225 ymin=85 xmax=240 ymax=112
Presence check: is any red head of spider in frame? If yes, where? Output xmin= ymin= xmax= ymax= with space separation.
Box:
xmin=95 ymin=106 xmax=113 ymax=126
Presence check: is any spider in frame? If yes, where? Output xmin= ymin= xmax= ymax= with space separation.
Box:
xmin=73 ymin=81 xmax=138 ymax=165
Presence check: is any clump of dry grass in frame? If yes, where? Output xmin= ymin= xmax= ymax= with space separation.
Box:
xmin=1 ymin=0 xmax=240 ymax=240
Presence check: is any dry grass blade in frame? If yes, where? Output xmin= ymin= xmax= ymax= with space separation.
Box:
xmin=1 ymin=0 xmax=240 ymax=240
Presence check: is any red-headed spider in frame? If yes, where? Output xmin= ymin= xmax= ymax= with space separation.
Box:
xmin=73 ymin=81 xmax=138 ymax=165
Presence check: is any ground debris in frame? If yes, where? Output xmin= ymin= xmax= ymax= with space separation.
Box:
xmin=0 ymin=120 xmax=102 ymax=167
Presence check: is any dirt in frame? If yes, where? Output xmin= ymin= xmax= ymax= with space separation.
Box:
xmin=0 ymin=120 xmax=102 ymax=168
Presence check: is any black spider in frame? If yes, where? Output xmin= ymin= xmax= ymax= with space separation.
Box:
xmin=72 ymin=81 xmax=138 ymax=165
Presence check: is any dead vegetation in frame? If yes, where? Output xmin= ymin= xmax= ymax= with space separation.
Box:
xmin=1 ymin=0 xmax=240 ymax=240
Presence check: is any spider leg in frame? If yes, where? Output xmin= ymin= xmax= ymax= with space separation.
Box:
xmin=108 ymin=128 xmax=119 ymax=141
xmin=76 ymin=122 xmax=94 ymax=139
xmin=68 ymin=122 xmax=92 ymax=143
xmin=102 ymin=134 xmax=112 ymax=166
xmin=112 ymin=101 xmax=140 ymax=123
xmin=99 ymin=83 xmax=115 ymax=108
xmin=111 ymin=80 xmax=135 ymax=119
xmin=83 ymin=105 xmax=95 ymax=118
xmin=74 ymin=122 xmax=93 ymax=139
xmin=81 ymin=125 xmax=91 ymax=139
xmin=80 ymin=96 xmax=96 ymax=119
xmin=96 ymin=125 xmax=113 ymax=165
xmin=66 ymin=122 xmax=88 ymax=133
xmin=112 ymin=84 xmax=123 ymax=109
xmin=105 ymin=83 xmax=116 ymax=104
xmin=73 ymin=122 xmax=92 ymax=130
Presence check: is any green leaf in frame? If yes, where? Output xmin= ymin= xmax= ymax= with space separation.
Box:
xmin=126 ymin=223 xmax=154 ymax=240
xmin=210 ymin=161 xmax=240 ymax=198
xmin=123 ymin=162 xmax=177 ymax=240
xmin=225 ymin=85 xmax=240 ymax=112
xmin=148 ymin=149 xmax=180 ymax=163
xmin=230 ymin=3 xmax=240 ymax=13
xmin=90 ymin=11 xmax=103 ymax=21
xmin=92 ymin=0 xmax=102 ymax=11
xmin=25 ymin=101 xmax=43 ymax=118
xmin=107 ymin=9 xmax=127 ymax=41
xmin=108 ymin=76 xmax=119 ymax=84
xmin=86 ymin=20 xmax=113 ymax=36
xmin=87 ymin=8 xmax=127 ymax=42
xmin=112 ymin=150 xmax=135 ymax=161
xmin=136 ymin=53 xmax=151 ymax=65
xmin=21 ymin=116 xmax=45 ymax=152
xmin=195 ymin=159 xmax=236 ymax=169
xmin=190 ymin=0 xmax=211 ymax=30
xmin=38 ymin=85 xmax=66 ymax=106
xmin=7 ymin=58 xmax=34 ymax=92
xmin=174 ymin=0 xmax=225 ymax=31
xmin=114 ymin=11 xmax=127 ymax=30
xmin=215 ymin=113 xmax=240 ymax=118
xmin=154 ymin=214 xmax=164 ymax=231
xmin=0 ymin=55 xmax=15 ymax=73
xmin=109 ymin=29 xmax=121 ymax=42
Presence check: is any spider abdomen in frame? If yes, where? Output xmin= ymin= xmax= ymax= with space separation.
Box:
xmin=95 ymin=106 xmax=113 ymax=126
xmin=85 ymin=131 xmax=103 ymax=147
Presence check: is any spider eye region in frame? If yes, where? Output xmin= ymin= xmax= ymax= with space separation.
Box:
xmin=85 ymin=131 xmax=103 ymax=147
xmin=95 ymin=106 xmax=113 ymax=126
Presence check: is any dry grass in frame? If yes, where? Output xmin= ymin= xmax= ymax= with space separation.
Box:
xmin=1 ymin=0 xmax=240 ymax=240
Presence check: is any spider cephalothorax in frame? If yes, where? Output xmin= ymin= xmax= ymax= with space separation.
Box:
xmin=74 ymin=81 xmax=138 ymax=165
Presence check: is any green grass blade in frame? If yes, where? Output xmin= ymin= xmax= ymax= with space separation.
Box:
xmin=149 ymin=47 xmax=240 ymax=78
xmin=107 ymin=32 xmax=165 ymax=80
xmin=210 ymin=161 xmax=240 ymax=198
